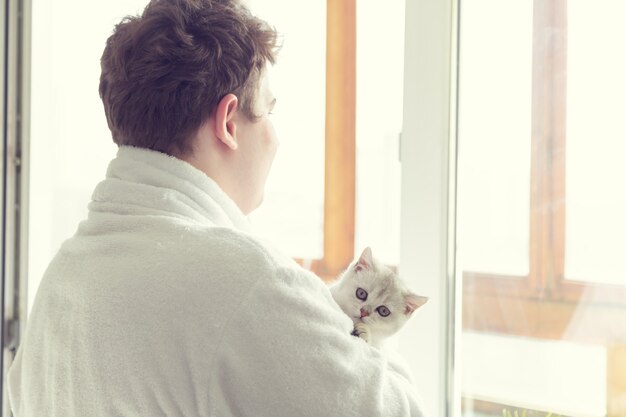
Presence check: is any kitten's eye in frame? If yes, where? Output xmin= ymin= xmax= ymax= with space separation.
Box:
xmin=376 ymin=306 xmax=391 ymax=317
xmin=355 ymin=288 xmax=368 ymax=301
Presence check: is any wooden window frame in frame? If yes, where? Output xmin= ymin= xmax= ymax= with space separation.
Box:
xmin=462 ymin=0 xmax=626 ymax=347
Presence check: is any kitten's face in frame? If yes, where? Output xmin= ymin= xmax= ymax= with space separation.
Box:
xmin=331 ymin=248 xmax=428 ymax=342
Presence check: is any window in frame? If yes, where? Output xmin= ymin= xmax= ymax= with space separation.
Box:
xmin=458 ymin=1 xmax=626 ymax=416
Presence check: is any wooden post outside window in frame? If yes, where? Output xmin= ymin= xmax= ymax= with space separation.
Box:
xmin=529 ymin=0 xmax=567 ymax=297
xmin=608 ymin=345 xmax=626 ymax=417
xmin=297 ymin=0 xmax=356 ymax=281
xmin=323 ymin=0 xmax=356 ymax=278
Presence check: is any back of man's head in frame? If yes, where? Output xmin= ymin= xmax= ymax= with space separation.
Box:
xmin=99 ymin=0 xmax=279 ymax=157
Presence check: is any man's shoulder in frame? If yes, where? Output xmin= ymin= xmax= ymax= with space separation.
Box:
xmin=178 ymin=226 xmax=335 ymax=316
xmin=181 ymin=226 xmax=305 ymax=277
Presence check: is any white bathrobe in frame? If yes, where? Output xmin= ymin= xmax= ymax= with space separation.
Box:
xmin=8 ymin=146 xmax=425 ymax=417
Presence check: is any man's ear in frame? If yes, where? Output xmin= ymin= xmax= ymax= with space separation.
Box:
xmin=214 ymin=94 xmax=239 ymax=150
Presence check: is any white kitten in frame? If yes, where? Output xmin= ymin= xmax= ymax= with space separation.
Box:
xmin=330 ymin=247 xmax=428 ymax=348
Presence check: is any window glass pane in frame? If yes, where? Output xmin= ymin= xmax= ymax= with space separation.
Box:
xmin=457 ymin=0 xmax=532 ymax=277
xmin=462 ymin=332 xmax=606 ymax=417
xmin=458 ymin=2 xmax=626 ymax=417
xmin=29 ymin=0 xmax=146 ymax=313
xmin=564 ymin=0 xmax=626 ymax=286
xmin=355 ymin=0 xmax=404 ymax=266
xmin=247 ymin=1 xmax=326 ymax=259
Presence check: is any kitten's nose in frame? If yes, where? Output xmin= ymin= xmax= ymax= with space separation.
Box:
xmin=360 ymin=308 xmax=370 ymax=318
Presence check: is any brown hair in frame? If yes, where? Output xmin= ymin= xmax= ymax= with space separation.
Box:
xmin=99 ymin=0 xmax=278 ymax=156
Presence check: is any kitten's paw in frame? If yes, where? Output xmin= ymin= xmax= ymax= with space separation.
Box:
xmin=353 ymin=323 xmax=371 ymax=344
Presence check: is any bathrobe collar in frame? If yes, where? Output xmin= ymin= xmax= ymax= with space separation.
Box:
xmin=89 ymin=146 xmax=250 ymax=231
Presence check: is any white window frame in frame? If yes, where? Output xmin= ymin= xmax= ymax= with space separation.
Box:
xmin=398 ymin=0 xmax=459 ymax=416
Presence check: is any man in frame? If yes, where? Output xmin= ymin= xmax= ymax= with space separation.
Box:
xmin=8 ymin=0 xmax=425 ymax=416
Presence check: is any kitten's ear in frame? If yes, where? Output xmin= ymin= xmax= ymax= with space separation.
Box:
xmin=355 ymin=247 xmax=374 ymax=272
xmin=404 ymin=293 xmax=428 ymax=315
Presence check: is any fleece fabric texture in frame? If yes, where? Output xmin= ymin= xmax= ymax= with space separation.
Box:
xmin=7 ymin=146 xmax=425 ymax=417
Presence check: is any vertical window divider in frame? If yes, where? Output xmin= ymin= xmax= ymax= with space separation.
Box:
xmin=2 ymin=0 xmax=30 ymax=415
xmin=398 ymin=0 xmax=458 ymax=416
xmin=323 ymin=0 xmax=356 ymax=278
xmin=530 ymin=0 xmax=568 ymax=297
